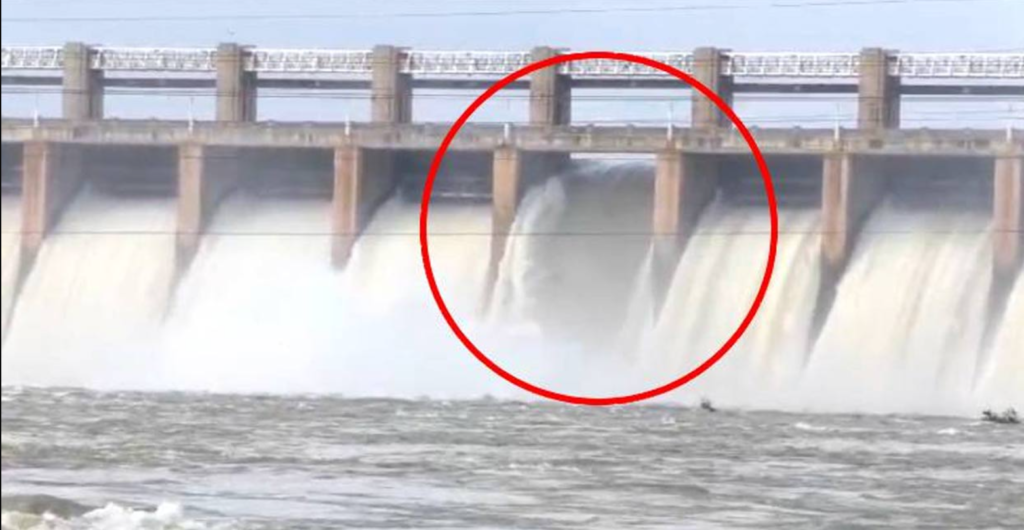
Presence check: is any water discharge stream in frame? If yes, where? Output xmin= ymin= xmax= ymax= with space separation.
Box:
xmin=0 ymin=163 xmax=1019 ymax=414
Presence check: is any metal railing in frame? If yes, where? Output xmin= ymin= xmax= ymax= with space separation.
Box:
xmin=3 ymin=46 xmax=1022 ymax=80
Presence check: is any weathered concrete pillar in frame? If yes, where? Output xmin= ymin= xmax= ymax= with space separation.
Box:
xmin=691 ymin=47 xmax=733 ymax=130
xmin=62 ymin=42 xmax=103 ymax=121
xmin=529 ymin=46 xmax=571 ymax=127
xmin=858 ymin=48 xmax=900 ymax=130
xmin=332 ymin=145 xmax=397 ymax=267
xmin=371 ymin=45 xmax=412 ymax=124
xmin=176 ymin=144 xmax=241 ymax=269
xmin=651 ymin=151 xmax=718 ymax=300
xmin=814 ymin=152 xmax=888 ymax=333
xmin=21 ymin=142 xmax=84 ymax=257
xmin=993 ymin=155 xmax=1023 ymax=281
xmin=216 ymin=43 xmax=257 ymax=122
xmin=490 ymin=147 xmax=523 ymax=266
xmin=821 ymin=154 xmax=887 ymax=270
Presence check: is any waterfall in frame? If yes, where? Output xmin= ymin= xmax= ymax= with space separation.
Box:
xmin=978 ymin=276 xmax=1024 ymax=408
xmin=643 ymin=201 xmax=822 ymax=408
xmin=2 ymin=185 xmax=176 ymax=388
xmin=1 ymin=194 xmax=22 ymax=341
xmin=805 ymin=201 xmax=993 ymax=414
xmin=0 ymin=161 xmax=1019 ymax=414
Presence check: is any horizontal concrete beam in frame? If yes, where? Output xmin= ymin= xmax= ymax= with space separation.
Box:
xmin=3 ymin=119 xmax=1021 ymax=157
xmin=7 ymin=75 xmax=1024 ymax=96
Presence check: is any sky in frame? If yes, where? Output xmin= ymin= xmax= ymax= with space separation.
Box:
xmin=2 ymin=0 xmax=1023 ymax=126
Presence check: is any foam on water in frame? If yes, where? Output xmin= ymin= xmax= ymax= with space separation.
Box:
xmin=1 ymin=194 xmax=22 ymax=341
xmin=2 ymin=185 xmax=176 ymax=388
xmin=1 ymin=501 xmax=225 ymax=530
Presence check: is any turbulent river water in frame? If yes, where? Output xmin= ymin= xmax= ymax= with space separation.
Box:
xmin=3 ymin=387 xmax=1023 ymax=529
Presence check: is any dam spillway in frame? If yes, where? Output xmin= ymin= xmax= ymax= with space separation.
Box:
xmin=1 ymin=44 xmax=1022 ymax=414
xmin=0 ymin=149 xmax=1021 ymax=414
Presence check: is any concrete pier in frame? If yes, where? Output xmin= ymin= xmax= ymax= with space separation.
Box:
xmin=371 ymin=45 xmax=412 ymax=124
xmin=651 ymin=150 xmax=718 ymax=298
xmin=691 ymin=47 xmax=733 ymax=130
xmin=20 ymin=141 xmax=84 ymax=257
xmin=216 ymin=43 xmax=257 ymax=122
xmin=332 ymin=145 xmax=398 ymax=267
xmin=815 ymin=152 xmax=888 ymax=332
xmin=176 ymin=144 xmax=241 ymax=269
xmin=62 ymin=42 xmax=103 ymax=121
xmin=993 ymin=155 xmax=1023 ymax=280
xmin=490 ymin=147 xmax=524 ymax=280
xmin=820 ymin=154 xmax=888 ymax=272
xmin=530 ymin=47 xmax=571 ymax=127
xmin=858 ymin=48 xmax=900 ymax=130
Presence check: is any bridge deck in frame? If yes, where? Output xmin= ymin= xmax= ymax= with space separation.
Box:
xmin=2 ymin=119 xmax=1021 ymax=156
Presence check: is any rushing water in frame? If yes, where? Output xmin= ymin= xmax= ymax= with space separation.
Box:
xmin=2 ymin=185 xmax=176 ymax=388
xmin=807 ymin=202 xmax=994 ymax=415
xmin=979 ymin=275 xmax=1024 ymax=407
xmin=0 ymin=163 xmax=1019 ymax=409
xmin=642 ymin=203 xmax=821 ymax=409
xmin=1 ymin=194 xmax=21 ymax=342
xmin=1 ymin=161 xmax=1022 ymax=528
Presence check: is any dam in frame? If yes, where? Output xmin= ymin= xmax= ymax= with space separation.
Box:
xmin=0 ymin=44 xmax=1022 ymax=412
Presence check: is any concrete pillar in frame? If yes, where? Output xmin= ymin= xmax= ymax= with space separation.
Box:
xmin=371 ymin=45 xmax=412 ymax=124
xmin=332 ymin=145 xmax=397 ymax=267
xmin=62 ymin=42 xmax=103 ymax=121
xmin=691 ymin=47 xmax=733 ymax=130
xmin=858 ymin=48 xmax=900 ymax=130
xmin=814 ymin=152 xmax=888 ymax=334
xmin=529 ymin=46 xmax=571 ymax=127
xmin=176 ymin=144 xmax=241 ymax=269
xmin=491 ymin=146 xmax=523 ymax=259
xmin=216 ymin=43 xmax=257 ymax=122
xmin=651 ymin=150 xmax=718 ymax=299
xmin=21 ymin=142 xmax=84 ymax=257
xmin=993 ymin=156 xmax=1023 ymax=281
xmin=820 ymin=153 xmax=887 ymax=271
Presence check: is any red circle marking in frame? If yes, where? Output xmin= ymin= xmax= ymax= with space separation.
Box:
xmin=419 ymin=51 xmax=778 ymax=406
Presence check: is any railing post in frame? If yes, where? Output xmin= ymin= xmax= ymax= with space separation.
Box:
xmin=858 ymin=48 xmax=900 ymax=130
xmin=216 ymin=43 xmax=257 ymax=122
xmin=62 ymin=42 xmax=103 ymax=121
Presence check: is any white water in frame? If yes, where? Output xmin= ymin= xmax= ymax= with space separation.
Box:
xmin=806 ymin=201 xmax=995 ymax=414
xmin=2 ymin=501 xmax=220 ymax=530
xmin=160 ymin=164 xmax=654 ymax=398
xmin=978 ymin=275 xmax=1024 ymax=407
xmin=156 ymin=191 xmax=513 ymax=398
xmin=1 ymin=164 xmax=1019 ymax=414
xmin=641 ymin=202 xmax=822 ymax=408
xmin=1 ymin=194 xmax=21 ymax=341
xmin=1 ymin=185 xmax=176 ymax=388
